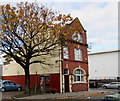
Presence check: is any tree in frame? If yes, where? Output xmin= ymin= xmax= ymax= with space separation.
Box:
xmin=0 ymin=2 xmax=74 ymax=93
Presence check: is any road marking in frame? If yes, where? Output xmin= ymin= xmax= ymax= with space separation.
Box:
xmin=7 ymin=96 xmax=15 ymax=99
xmin=48 ymin=92 xmax=111 ymax=100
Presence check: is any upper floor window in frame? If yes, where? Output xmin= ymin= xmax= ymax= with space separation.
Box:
xmin=74 ymin=69 xmax=85 ymax=83
xmin=74 ymin=48 xmax=82 ymax=61
xmin=72 ymin=33 xmax=82 ymax=42
xmin=63 ymin=46 xmax=69 ymax=59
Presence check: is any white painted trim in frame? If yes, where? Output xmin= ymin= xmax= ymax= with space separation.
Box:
xmin=59 ymin=47 xmax=62 ymax=93
xmin=73 ymin=66 xmax=86 ymax=83
xmin=69 ymin=75 xmax=72 ymax=92
xmin=62 ymin=75 xmax=65 ymax=93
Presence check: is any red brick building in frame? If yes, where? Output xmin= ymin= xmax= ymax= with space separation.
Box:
xmin=2 ymin=17 xmax=89 ymax=93
xmin=61 ymin=18 xmax=89 ymax=92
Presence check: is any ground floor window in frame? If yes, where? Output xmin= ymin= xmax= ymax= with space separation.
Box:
xmin=74 ymin=69 xmax=85 ymax=83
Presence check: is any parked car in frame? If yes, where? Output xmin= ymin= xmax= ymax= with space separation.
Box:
xmin=89 ymin=81 xmax=99 ymax=88
xmin=102 ymin=93 xmax=120 ymax=101
xmin=0 ymin=80 xmax=22 ymax=92
xmin=102 ymin=82 xmax=120 ymax=89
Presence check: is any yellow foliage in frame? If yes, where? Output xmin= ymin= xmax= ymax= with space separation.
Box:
xmin=6 ymin=18 xmax=11 ymax=20
xmin=10 ymin=12 xmax=16 ymax=16
xmin=55 ymin=37 xmax=59 ymax=40
xmin=23 ymin=35 xmax=27 ymax=37
xmin=16 ymin=15 xmax=22 ymax=18
xmin=6 ymin=4 xmax=10 ymax=9
xmin=48 ymin=22 xmax=53 ymax=25
xmin=35 ymin=12 xmax=38 ymax=16
xmin=1 ymin=2 xmax=74 ymax=46
xmin=0 ymin=5 xmax=4 ymax=9
xmin=6 ymin=23 xmax=10 ymax=26
xmin=30 ymin=12 xmax=34 ymax=16
xmin=2 ymin=25 xmax=6 ymax=28
xmin=20 ymin=9 xmax=24 ymax=15
xmin=9 ymin=26 xmax=14 ymax=29
xmin=16 ymin=10 xmax=19 ymax=13
xmin=30 ymin=21 xmax=35 ymax=24
xmin=6 ymin=11 xmax=9 ymax=14
xmin=2 ymin=35 xmax=7 ymax=38
xmin=33 ymin=17 xmax=38 ymax=20
xmin=23 ymin=19 xmax=28 ymax=22
xmin=12 ymin=7 xmax=16 ymax=10
xmin=25 ymin=15 xmax=29 ymax=18
xmin=26 ymin=6 xmax=30 ymax=10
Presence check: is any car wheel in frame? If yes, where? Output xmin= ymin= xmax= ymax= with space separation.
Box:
xmin=103 ymin=86 xmax=107 ymax=89
xmin=2 ymin=88 xmax=6 ymax=92
xmin=118 ymin=86 xmax=120 ymax=90
xmin=17 ymin=87 xmax=22 ymax=91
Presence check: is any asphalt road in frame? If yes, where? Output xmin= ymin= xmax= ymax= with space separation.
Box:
xmin=2 ymin=90 xmax=23 ymax=99
xmin=73 ymin=88 xmax=119 ymax=99
xmin=1 ymin=88 xmax=119 ymax=99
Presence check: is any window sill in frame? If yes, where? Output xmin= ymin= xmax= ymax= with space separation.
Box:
xmin=75 ymin=59 xmax=82 ymax=61
xmin=62 ymin=59 xmax=88 ymax=64
xmin=63 ymin=58 xmax=69 ymax=59
xmin=73 ymin=82 xmax=85 ymax=84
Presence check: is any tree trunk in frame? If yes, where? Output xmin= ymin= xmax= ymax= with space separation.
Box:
xmin=24 ymin=67 xmax=30 ymax=94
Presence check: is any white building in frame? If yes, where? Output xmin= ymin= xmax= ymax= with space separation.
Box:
xmin=88 ymin=49 xmax=119 ymax=80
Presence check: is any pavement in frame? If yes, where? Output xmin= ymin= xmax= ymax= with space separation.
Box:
xmin=14 ymin=89 xmax=112 ymax=100
xmin=0 ymin=92 xmax=2 ymax=101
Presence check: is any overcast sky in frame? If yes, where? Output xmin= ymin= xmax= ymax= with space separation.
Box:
xmin=0 ymin=0 xmax=118 ymax=52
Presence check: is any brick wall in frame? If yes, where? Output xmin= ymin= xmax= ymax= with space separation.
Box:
xmin=72 ymin=83 xmax=88 ymax=92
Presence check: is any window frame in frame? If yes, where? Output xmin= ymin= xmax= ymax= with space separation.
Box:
xmin=72 ymin=33 xmax=82 ymax=42
xmin=63 ymin=46 xmax=69 ymax=59
xmin=74 ymin=69 xmax=85 ymax=83
xmin=74 ymin=48 xmax=82 ymax=61
xmin=64 ymin=68 xmax=69 ymax=75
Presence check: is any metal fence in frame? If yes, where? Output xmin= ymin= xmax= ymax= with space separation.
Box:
xmin=89 ymin=77 xmax=118 ymax=80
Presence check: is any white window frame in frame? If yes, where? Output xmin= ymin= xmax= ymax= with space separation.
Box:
xmin=63 ymin=46 xmax=69 ymax=59
xmin=74 ymin=69 xmax=85 ymax=83
xmin=72 ymin=33 xmax=82 ymax=42
xmin=74 ymin=48 xmax=82 ymax=61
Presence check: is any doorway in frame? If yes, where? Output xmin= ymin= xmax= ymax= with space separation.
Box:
xmin=64 ymin=75 xmax=69 ymax=92
xmin=40 ymin=74 xmax=50 ymax=93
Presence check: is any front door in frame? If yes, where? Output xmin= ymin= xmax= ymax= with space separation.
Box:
xmin=44 ymin=76 xmax=50 ymax=92
xmin=40 ymin=75 xmax=50 ymax=93
xmin=64 ymin=75 xmax=69 ymax=92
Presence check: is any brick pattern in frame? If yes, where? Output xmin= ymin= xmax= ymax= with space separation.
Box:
xmin=62 ymin=18 xmax=89 ymax=92
xmin=72 ymin=83 xmax=88 ymax=92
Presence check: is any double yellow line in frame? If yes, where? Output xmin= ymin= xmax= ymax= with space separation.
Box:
xmin=48 ymin=92 xmax=109 ymax=100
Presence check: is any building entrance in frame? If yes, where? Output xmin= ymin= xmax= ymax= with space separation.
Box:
xmin=64 ymin=75 xmax=69 ymax=92
xmin=40 ymin=74 xmax=50 ymax=93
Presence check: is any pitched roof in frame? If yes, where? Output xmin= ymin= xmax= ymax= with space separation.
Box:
xmin=67 ymin=17 xmax=86 ymax=32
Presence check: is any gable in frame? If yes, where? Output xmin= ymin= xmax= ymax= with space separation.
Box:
xmin=68 ymin=17 xmax=86 ymax=32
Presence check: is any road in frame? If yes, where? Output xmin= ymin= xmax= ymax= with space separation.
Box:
xmin=1 ymin=88 xmax=119 ymax=99
xmin=73 ymin=88 xmax=119 ymax=100
xmin=2 ymin=90 xmax=23 ymax=99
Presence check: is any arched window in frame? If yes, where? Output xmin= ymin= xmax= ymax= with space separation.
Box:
xmin=74 ymin=69 xmax=85 ymax=83
xmin=72 ymin=33 xmax=82 ymax=42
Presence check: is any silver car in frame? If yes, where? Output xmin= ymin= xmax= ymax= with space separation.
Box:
xmin=102 ymin=93 xmax=120 ymax=101
xmin=102 ymin=82 xmax=120 ymax=89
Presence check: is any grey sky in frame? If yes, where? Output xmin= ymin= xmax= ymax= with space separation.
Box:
xmin=0 ymin=0 xmax=118 ymax=52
